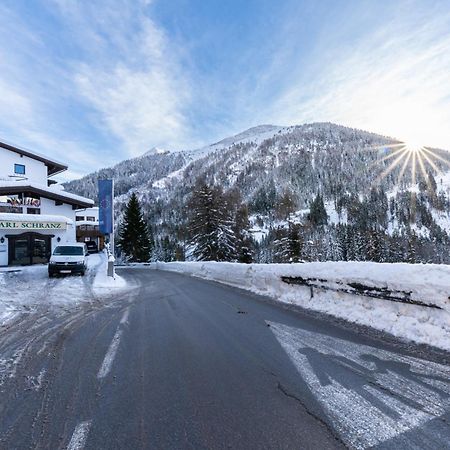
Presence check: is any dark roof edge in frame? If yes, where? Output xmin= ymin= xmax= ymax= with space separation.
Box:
xmin=0 ymin=185 xmax=93 ymax=209
xmin=0 ymin=141 xmax=68 ymax=176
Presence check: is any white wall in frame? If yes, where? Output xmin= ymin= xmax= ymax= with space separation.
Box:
xmin=0 ymin=239 xmax=7 ymax=266
xmin=0 ymin=225 xmax=75 ymax=266
xmin=75 ymin=207 xmax=99 ymax=221
xmin=0 ymin=198 xmax=77 ymax=265
xmin=40 ymin=198 xmax=76 ymax=241
xmin=0 ymin=148 xmax=48 ymax=184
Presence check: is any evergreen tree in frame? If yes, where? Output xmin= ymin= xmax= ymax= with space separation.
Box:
xmin=234 ymin=204 xmax=254 ymax=263
xmin=273 ymin=227 xmax=288 ymax=263
xmin=308 ymin=194 xmax=328 ymax=226
xmin=188 ymin=182 xmax=237 ymax=261
xmin=117 ymin=193 xmax=152 ymax=262
xmin=275 ymin=189 xmax=296 ymax=220
xmin=366 ymin=229 xmax=383 ymax=262
xmin=285 ymin=222 xmax=303 ymax=262
xmin=407 ymin=230 xmax=418 ymax=263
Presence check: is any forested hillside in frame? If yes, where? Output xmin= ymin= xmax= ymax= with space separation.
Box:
xmin=64 ymin=122 xmax=450 ymax=264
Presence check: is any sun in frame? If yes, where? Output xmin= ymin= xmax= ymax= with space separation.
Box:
xmin=369 ymin=138 xmax=448 ymax=188
xmin=404 ymin=139 xmax=423 ymax=154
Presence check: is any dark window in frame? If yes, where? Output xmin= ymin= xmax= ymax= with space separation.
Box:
xmin=86 ymin=216 xmax=95 ymax=221
xmin=27 ymin=208 xmax=40 ymax=215
xmin=76 ymin=216 xmax=84 ymax=221
xmin=14 ymin=164 xmax=25 ymax=175
xmin=0 ymin=206 xmax=22 ymax=213
xmin=53 ymin=246 xmax=84 ymax=256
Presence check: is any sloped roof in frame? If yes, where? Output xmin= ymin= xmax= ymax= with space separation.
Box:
xmin=0 ymin=140 xmax=67 ymax=176
xmin=0 ymin=181 xmax=93 ymax=209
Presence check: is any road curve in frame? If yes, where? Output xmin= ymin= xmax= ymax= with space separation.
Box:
xmin=0 ymin=268 xmax=448 ymax=449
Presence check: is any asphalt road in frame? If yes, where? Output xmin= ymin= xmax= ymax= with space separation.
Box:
xmin=0 ymin=268 xmax=449 ymax=449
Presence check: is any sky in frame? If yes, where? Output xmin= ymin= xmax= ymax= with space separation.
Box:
xmin=0 ymin=0 xmax=450 ymax=181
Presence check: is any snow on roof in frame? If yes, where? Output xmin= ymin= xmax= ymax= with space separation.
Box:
xmin=0 ymin=180 xmax=93 ymax=207
xmin=75 ymin=220 xmax=99 ymax=226
xmin=0 ymin=212 xmax=73 ymax=224
xmin=0 ymin=139 xmax=67 ymax=176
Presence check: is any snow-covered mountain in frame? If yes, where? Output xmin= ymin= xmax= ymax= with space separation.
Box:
xmin=64 ymin=122 xmax=450 ymax=263
xmin=65 ymin=122 xmax=396 ymax=202
xmin=186 ymin=125 xmax=287 ymax=159
xmin=142 ymin=147 xmax=170 ymax=157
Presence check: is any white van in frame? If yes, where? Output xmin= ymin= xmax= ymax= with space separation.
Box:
xmin=48 ymin=243 xmax=89 ymax=277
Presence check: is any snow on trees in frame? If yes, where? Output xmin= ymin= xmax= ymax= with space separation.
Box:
xmin=188 ymin=183 xmax=238 ymax=261
xmin=117 ymin=193 xmax=152 ymax=262
xmin=64 ymin=123 xmax=450 ymax=265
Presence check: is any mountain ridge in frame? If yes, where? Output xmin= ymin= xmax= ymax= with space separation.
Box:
xmin=63 ymin=121 xmax=450 ymax=264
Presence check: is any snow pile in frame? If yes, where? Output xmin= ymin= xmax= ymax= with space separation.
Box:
xmin=154 ymin=261 xmax=450 ymax=351
xmin=0 ymin=253 xmax=127 ymax=326
xmin=93 ymin=256 xmax=127 ymax=295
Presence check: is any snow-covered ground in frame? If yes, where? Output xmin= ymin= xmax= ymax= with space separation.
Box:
xmin=0 ymin=252 xmax=127 ymax=326
xmin=153 ymin=261 xmax=450 ymax=351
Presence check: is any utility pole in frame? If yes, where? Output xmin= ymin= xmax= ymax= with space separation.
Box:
xmin=99 ymin=179 xmax=115 ymax=278
xmin=108 ymin=179 xmax=115 ymax=278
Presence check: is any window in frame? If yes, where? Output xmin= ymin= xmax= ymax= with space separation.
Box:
xmin=0 ymin=206 xmax=22 ymax=214
xmin=27 ymin=208 xmax=40 ymax=215
xmin=14 ymin=164 xmax=25 ymax=175
xmin=76 ymin=216 xmax=85 ymax=221
xmin=86 ymin=216 xmax=95 ymax=221
xmin=53 ymin=246 xmax=84 ymax=256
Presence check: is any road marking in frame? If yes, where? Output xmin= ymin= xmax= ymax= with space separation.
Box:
xmin=97 ymin=308 xmax=129 ymax=379
xmin=269 ymin=322 xmax=450 ymax=449
xmin=67 ymin=420 xmax=91 ymax=450
xmin=120 ymin=307 xmax=129 ymax=324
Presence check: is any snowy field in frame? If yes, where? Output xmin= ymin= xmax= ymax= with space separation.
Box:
xmin=0 ymin=252 xmax=127 ymax=327
xmin=153 ymin=261 xmax=450 ymax=352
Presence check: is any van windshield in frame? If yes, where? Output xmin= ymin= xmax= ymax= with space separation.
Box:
xmin=53 ymin=246 xmax=84 ymax=256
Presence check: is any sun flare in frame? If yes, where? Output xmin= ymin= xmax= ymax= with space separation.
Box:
xmin=404 ymin=140 xmax=424 ymax=154
xmin=370 ymin=139 xmax=450 ymax=188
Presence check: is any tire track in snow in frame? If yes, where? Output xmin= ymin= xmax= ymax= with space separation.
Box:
xmin=67 ymin=421 xmax=91 ymax=450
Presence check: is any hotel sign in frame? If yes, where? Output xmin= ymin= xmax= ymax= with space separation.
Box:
xmin=0 ymin=221 xmax=66 ymax=230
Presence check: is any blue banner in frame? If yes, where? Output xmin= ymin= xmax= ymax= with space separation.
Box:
xmin=98 ymin=179 xmax=113 ymax=234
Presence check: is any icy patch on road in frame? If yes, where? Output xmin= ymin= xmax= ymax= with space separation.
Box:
xmin=153 ymin=261 xmax=450 ymax=352
xmin=0 ymin=252 xmax=128 ymax=327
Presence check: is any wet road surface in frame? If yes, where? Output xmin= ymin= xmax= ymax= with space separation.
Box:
xmin=0 ymin=268 xmax=448 ymax=449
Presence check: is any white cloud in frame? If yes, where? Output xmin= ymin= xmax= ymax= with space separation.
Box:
xmin=55 ymin=1 xmax=191 ymax=156
xmin=270 ymin=4 xmax=450 ymax=149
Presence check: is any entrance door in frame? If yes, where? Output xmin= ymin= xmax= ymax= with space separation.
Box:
xmin=32 ymin=236 xmax=49 ymax=264
xmin=8 ymin=233 xmax=52 ymax=266
xmin=10 ymin=236 xmax=30 ymax=265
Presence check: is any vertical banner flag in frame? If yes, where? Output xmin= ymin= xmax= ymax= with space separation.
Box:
xmin=98 ymin=179 xmax=113 ymax=234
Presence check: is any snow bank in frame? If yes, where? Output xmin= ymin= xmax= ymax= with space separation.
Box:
xmin=0 ymin=253 xmax=127 ymax=327
xmin=154 ymin=261 xmax=450 ymax=351
xmin=93 ymin=259 xmax=127 ymax=295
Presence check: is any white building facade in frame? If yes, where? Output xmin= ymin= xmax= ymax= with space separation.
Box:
xmin=75 ymin=207 xmax=105 ymax=250
xmin=0 ymin=140 xmax=93 ymax=266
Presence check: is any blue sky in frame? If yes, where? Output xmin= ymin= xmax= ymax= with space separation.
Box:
xmin=1 ymin=0 xmax=449 ymax=180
